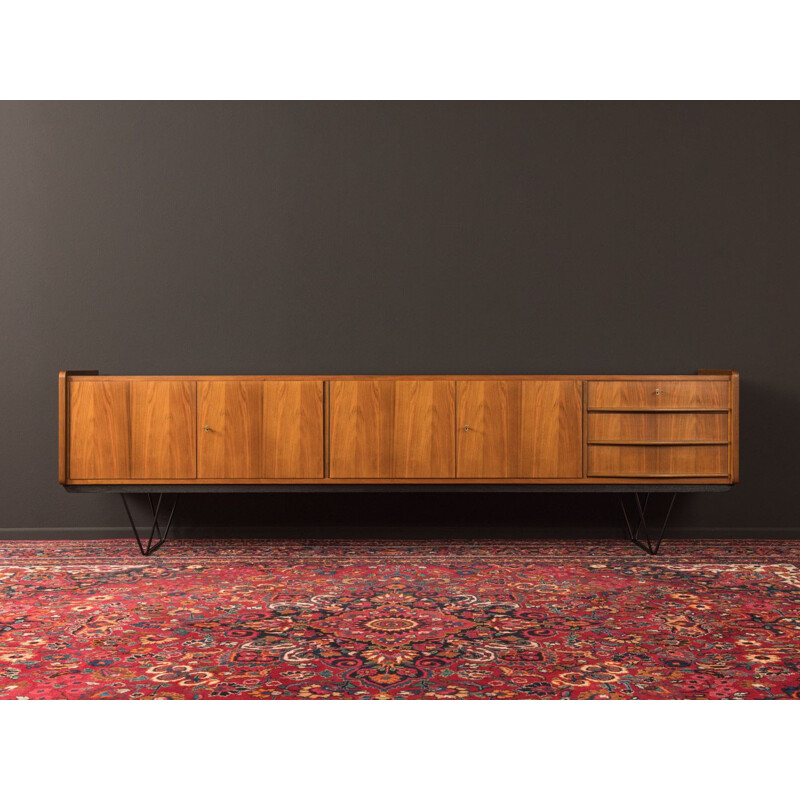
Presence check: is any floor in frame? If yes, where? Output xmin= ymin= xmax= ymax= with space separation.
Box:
xmin=1 ymin=538 xmax=798 ymax=699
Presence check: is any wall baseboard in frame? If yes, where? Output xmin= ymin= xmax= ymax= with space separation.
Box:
xmin=2 ymin=526 xmax=800 ymax=540
xmin=0 ymin=527 xmax=133 ymax=540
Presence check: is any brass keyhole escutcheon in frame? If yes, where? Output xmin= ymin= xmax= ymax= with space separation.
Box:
xmin=464 ymin=425 xmax=470 ymax=431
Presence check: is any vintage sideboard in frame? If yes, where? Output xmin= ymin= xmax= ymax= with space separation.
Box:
xmin=59 ymin=370 xmax=739 ymax=554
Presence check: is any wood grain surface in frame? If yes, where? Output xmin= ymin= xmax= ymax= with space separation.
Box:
xmin=61 ymin=371 xmax=739 ymax=485
xmin=329 ymin=380 xmax=394 ymax=478
xmin=588 ymin=411 xmax=728 ymax=443
xmin=262 ymin=380 xmax=324 ymax=478
xmin=588 ymin=380 xmax=729 ymax=410
xmin=456 ymin=380 xmax=582 ymax=478
xmin=68 ymin=381 xmax=131 ymax=479
xmin=393 ymin=380 xmax=455 ymax=478
xmin=197 ymin=380 xmax=263 ymax=478
xmin=131 ymin=381 xmax=196 ymax=479
xmin=588 ymin=444 xmax=728 ymax=477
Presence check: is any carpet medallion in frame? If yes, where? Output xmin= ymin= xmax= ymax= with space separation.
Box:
xmin=0 ymin=539 xmax=798 ymax=699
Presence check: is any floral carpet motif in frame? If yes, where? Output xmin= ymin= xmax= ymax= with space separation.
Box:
xmin=1 ymin=539 xmax=799 ymax=699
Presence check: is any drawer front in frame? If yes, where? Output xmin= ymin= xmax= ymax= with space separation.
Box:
xmin=588 ymin=412 xmax=728 ymax=444
xmin=588 ymin=444 xmax=728 ymax=478
xmin=587 ymin=380 xmax=728 ymax=410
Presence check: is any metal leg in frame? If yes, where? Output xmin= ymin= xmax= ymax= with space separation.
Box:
xmin=120 ymin=493 xmax=178 ymax=556
xmin=619 ymin=492 xmax=677 ymax=555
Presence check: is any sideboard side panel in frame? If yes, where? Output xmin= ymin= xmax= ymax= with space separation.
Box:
xmin=696 ymin=370 xmax=739 ymax=484
xmin=730 ymin=371 xmax=739 ymax=483
xmin=59 ymin=371 xmax=67 ymax=484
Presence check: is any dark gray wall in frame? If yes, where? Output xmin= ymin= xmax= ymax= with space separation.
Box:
xmin=2 ymin=101 xmax=799 ymax=536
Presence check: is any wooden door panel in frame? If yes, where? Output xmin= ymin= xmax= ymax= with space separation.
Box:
xmin=69 ymin=381 xmax=130 ymax=479
xmin=393 ymin=381 xmax=455 ymax=478
xmin=197 ymin=381 xmax=263 ymax=478
xmin=457 ymin=380 xmax=582 ymax=478
xmin=131 ymin=381 xmax=196 ymax=479
xmin=262 ymin=381 xmax=324 ymax=478
xmin=330 ymin=381 xmax=394 ymax=478
xmin=456 ymin=381 xmax=510 ymax=477
xmin=519 ymin=380 xmax=583 ymax=478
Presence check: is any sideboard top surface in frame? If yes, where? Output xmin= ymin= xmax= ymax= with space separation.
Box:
xmin=65 ymin=373 xmax=733 ymax=381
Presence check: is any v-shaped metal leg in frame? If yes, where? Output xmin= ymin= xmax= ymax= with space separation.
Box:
xmin=120 ymin=493 xmax=178 ymax=556
xmin=619 ymin=492 xmax=677 ymax=555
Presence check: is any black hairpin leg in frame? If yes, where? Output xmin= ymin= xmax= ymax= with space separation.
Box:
xmin=619 ymin=492 xmax=677 ymax=555
xmin=120 ymin=493 xmax=178 ymax=556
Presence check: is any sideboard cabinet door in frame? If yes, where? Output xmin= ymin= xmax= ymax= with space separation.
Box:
xmin=69 ymin=381 xmax=131 ymax=479
xmin=198 ymin=381 xmax=262 ymax=478
xmin=197 ymin=380 xmax=323 ymax=479
xmin=329 ymin=380 xmax=456 ymax=478
xmin=393 ymin=380 xmax=455 ymax=478
xmin=131 ymin=381 xmax=197 ymax=479
xmin=456 ymin=380 xmax=582 ymax=478
xmin=329 ymin=380 xmax=395 ymax=478
xmin=262 ymin=380 xmax=324 ymax=478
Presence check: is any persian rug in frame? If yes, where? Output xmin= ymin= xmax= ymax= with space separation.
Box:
xmin=0 ymin=539 xmax=798 ymax=699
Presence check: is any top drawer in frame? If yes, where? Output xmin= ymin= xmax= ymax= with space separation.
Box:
xmin=587 ymin=380 xmax=729 ymax=410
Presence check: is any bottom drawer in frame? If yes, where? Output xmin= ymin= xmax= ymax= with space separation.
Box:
xmin=588 ymin=444 xmax=728 ymax=478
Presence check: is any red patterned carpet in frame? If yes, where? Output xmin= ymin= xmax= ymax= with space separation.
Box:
xmin=1 ymin=538 xmax=799 ymax=699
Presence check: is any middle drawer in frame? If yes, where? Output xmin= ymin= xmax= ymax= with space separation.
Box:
xmin=588 ymin=412 xmax=728 ymax=444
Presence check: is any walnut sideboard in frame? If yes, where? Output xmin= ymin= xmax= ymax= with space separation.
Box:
xmin=59 ymin=370 xmax=739 ymax=555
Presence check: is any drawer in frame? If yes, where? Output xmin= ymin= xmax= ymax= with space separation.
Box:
xmin=588 ymin=444 xmax=728 ymax=478
xmin=587 ymin=380 xmax=728 ymax=410
xmin=588 ymin=412 xmax=728 ymax=444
